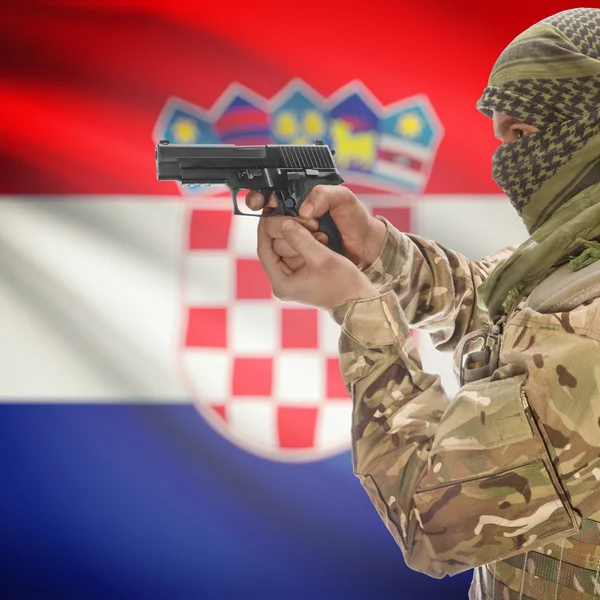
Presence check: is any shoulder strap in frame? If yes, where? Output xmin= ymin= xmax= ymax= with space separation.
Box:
xmin=527 ymin=259 xmax=600 ymax=313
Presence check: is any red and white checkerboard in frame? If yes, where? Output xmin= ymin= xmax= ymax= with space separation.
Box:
xmin=179 ymin=197 xmax=413 ymax=461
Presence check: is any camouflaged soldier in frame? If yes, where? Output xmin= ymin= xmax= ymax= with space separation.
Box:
xmin=250 ymin=8 xmax=600 ymax=599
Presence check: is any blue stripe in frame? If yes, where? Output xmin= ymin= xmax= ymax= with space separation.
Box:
xmin=0 ymin=404 xmax=472 ymax=599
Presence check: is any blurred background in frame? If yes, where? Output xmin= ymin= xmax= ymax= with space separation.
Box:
xmin=0 ymin=1 xmax=594 ymax=598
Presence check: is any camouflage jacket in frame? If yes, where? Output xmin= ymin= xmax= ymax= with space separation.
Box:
xmin=331 ymin=218 xmax=600 ymax=595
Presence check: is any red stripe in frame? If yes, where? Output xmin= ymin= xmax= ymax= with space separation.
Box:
xmin=378 ymin=150 xmax=424 ymax=171
xmin=0 ymin=2 xmax=574 ymax=194
xmin=215 ymin=109 xmax=270 ymax=134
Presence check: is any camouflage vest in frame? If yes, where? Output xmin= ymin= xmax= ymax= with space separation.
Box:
xmin=457 ymin=260 xmax=600 ymax=599
xmin=470 ymin=517 xmax=600 ymax=599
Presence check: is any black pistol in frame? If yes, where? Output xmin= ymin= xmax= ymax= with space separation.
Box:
xmin=155 ymin=140 xmax=345 ymax=254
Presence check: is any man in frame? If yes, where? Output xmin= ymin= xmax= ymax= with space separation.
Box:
xmin=248 ymin=8 xmax=600 ymax=599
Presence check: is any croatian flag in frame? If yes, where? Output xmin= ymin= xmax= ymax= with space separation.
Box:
xmin=0 ymin=2 xmax=539 ymax=598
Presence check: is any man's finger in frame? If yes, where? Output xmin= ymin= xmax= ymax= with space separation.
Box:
xmin=314 ymin=232 xmax=328 ymax=246
xmin=278 ymin=260 xmax=294 ymax=276
xmin=263 ymin=215 xmax=320 ymax=240
xmin=257 ymin=216 xmax=286 ymax=281
xmin=266 ymin=193 xmax=278 ymax=209
xmin=246 ymin=191 xmax=266 ymax=211
xmin=299 ymin=185 xmax=354 ymax=219
xmin=273 ymin=238 xmax=299 ymax=258
xmin=282 ymin=255 xmax=305 ymax=272
xmin=260 ymin=193 xmax=280 ymax=217
xmin=298 ymin=187 xmax=326 ymax=218
xmin=280 ymin=219 xmax=330 ymax=265
xmin=298 ymin=185 xmax=333 ymax=218
xmin=273 ymin=232 xmax=327 ymax=257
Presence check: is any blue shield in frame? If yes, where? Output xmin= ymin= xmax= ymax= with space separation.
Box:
xmin=328 ymin=90 xmax=379 ymax=175
xmin=376 ymin=97 xmax=443 ymax=193
xmin=271 ymin=83 xmax=329 ymax=146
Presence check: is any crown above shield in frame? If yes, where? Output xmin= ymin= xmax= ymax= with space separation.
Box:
xmin=154 ymin=79 xmax=443 ymax=195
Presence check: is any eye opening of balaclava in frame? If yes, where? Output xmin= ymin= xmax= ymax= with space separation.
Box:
xmin=476 ymin=7 xmax=600 ymax=235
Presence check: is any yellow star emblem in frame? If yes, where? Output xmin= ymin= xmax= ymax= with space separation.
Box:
xmin=275 ymin=111 xmax=297 ymax=139
xmin=303 ymin=110 xmax=326 ymax=138
xmin=397 ymin=113 xmax=423 ymax=139
xmin=171 ymin=117 xmax=198 ymax=144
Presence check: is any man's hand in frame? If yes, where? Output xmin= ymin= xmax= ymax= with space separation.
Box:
xmin=247 ymin=186 xmax=387 ymax=271
xmin=257 ymin=216 xmax=379 ymax=311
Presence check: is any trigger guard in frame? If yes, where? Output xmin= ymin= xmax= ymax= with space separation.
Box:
xmin=268 ymin=189 xmax=287 ymax=216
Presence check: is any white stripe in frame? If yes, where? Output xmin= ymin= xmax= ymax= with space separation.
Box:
xmin=372 ymin=161 xmax=426 ymax=186
xmin=0 ymin=194 xmax=523 ymax=403
xmin=0 ymin=198 xmax=188 ymax=401
xmin=379 ymin=134 xmax=433 ymax=161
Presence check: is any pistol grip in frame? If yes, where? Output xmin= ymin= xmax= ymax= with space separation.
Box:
xmin=291 ymin=179 xmax=345 ymax=256
xmin=316 ymin=212 xmax=344 ymax=255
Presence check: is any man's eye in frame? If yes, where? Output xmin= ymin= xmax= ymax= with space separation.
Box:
xmin=514 ymin=129 xmax=524 ymax=139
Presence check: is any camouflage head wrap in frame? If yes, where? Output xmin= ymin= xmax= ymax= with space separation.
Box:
xmin=476 ymin=8 xmax=600 ymax=317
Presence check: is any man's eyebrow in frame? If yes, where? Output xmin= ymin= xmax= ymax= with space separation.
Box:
xmin=494 ymin=116 xmax=523 ymax=139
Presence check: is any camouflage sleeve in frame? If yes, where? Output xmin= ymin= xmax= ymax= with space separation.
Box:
xmin=363 ymin=217 xmax=516 ymax=350
xmin=331 ymin=291 xmax=589 ymax=578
